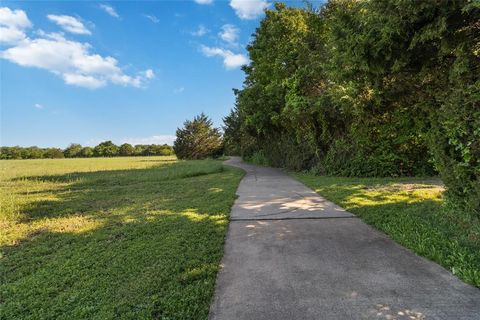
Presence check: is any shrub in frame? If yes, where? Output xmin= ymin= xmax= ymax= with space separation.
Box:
xmin=246 ymin=150 xmax=269 ymax=166
xmin=429 ymin=85 xmax=480 ymax=216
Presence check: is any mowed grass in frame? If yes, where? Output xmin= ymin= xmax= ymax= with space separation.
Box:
xmin=0 ymin=156 xmax=244 ymax=319
xmin=295 ymin=174 xmax=480 ymax=288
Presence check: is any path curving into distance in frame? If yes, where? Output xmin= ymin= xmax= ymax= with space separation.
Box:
xmin=209 ymin=157 xmax=480 ymax=320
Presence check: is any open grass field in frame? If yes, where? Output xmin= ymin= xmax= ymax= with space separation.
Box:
xmin=295 ymin=174 xmax=480 ymax=288
xmin=0 ymin=156 xmax=244 ymax=319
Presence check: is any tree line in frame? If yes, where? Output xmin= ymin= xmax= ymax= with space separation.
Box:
xmin=0 ymin=141 xmax=174 ymax=160
xmin=223 ymin=1 xmax=479 ymax=215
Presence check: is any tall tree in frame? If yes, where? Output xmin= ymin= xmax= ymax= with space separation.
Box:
xmin=174 ymin=113 xmax=223 ymax=160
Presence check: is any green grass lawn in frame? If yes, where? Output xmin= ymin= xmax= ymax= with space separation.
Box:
xmin=295 ymin=174 xmax=480 ymax=288
xmin=0 ymin=156 xmax=244 ymax=319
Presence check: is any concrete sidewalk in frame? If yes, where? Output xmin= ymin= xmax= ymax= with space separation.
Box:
xmin=209 ymin=157 xmax=480 ymax=320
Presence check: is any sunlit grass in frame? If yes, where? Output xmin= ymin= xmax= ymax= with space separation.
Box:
xmin=0 ymin=156 xmax=244 ymax=319
xmin=295 ymin=174 xmax=480 ymax=288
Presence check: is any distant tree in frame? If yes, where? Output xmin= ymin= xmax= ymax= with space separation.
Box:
xmin=93 ymin=141 xmax=119 ymax=157
xmin=143 ymin=145 xmax=159 ymax=156
xmin=174 ymin=113 xmax=223 ymax=159
xmin=159 ymin=144 xmax=175 ymax=156
xmin=45 ymin=148 xmax=65 ymax=159
xmin=64 ymin=143 xmax=82 ymax=158
xmin=1 ymin=146 xmax=22 ymax=159
xmin=119 ymin=143 xmax=135 ymax=156
xmin=79 ymin=147 xmax=94 ymax=158
xmin=26 ymin=146 xmax=44 ymax=159
xmin=134 ymin=145 xmax=145 ymax=156
xmin=0 ymin=143 xmax=174 ymax=160
xmin=20 ymin=148 xmax=31 ymax=159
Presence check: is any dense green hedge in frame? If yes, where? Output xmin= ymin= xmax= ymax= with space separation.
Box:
xmin=223 ymin=1 xmax=480 ymax=215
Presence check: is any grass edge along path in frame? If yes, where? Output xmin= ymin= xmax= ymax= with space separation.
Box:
xmin=294 ymin=174 xmax=480 ymax=288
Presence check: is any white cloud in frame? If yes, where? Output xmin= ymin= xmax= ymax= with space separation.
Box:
xmin=229 ymin=0 xmax=269 ymax=20
xmin=0 ymin=7 xmax=32 ymax=45
xmin=191 ymin=24 xmax=209 ymax=37
xmin=1 ymin=30 xmax=153 ymax=89
xmin=145 ymin=14 xmax=159 ymax=23
xmin=194 ymin=0 xmax=213 ymax=5
xmin=99 ymin=4 xmax=119 ymax=18
xmin=219 ymin=24 xmax=239 ymax=45
xmin=34 ymin=103 xmax=44 ymax=109
xmin=143 ymin=69 xmax=155 ymax=79
xmin=200 ymin=45 xmax=248 ymax=69
xmin=0 ymin=26 xmax=26 ymax=44
xmin=0 ymin=7 xmax=31 ymax=29
xmin=63 ymin=73 xmax=105 ymax=89
xmin=121 ymin=135 xmax=176 ymax=146
xmin=47 ymin=14 xmax=91 ymax=35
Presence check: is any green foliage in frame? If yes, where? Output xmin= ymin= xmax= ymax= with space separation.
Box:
xmin=142 ymin=144 xmax=175 ymax=156
xmin=23 ymin=146 xmax=44 ymax=159
xmin=44 ymin=148 xmax=65 ymax=159
xmin=296 ymin=173 xmax=480 ymax=287
xmin=0 ymin=157 xmax=244 ymax=319
xmin=1 ymin=146 xmax=50 ymax=159
xmin=225 ymin=0 xmax=480 ymax=215
xmin=431 ymin=83 xmax=480 ymax=216
xmin=174 ymin=113 xmax=223 ymax=160
xmin=222 ymin=105 xmax=242 ymax=156
xmin=64 ymin=143 xmax=83 ymax=158
xmin=134 ymin=145 xmax=145 ymax=156
xmin=93 ymin=141 xmax=119 ymax=157
xmin=1 ymin=146 xmax=23 ymax=159
xmin=119 ymin=143 xmax=135 ymax=156
xmin=79 ymin=147 xmax=94 ymax=158
xmin=245 ymin=150 xmax=269 ymax=166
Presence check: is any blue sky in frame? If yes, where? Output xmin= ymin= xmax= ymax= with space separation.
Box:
xmin=0 ymin=0 xmax=314 ymax=147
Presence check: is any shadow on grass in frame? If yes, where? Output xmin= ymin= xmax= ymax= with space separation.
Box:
xmin=1 ymin=161 xmax=243 ymax=320
xmin=13 ymin=161 xmax=227 ymax=223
